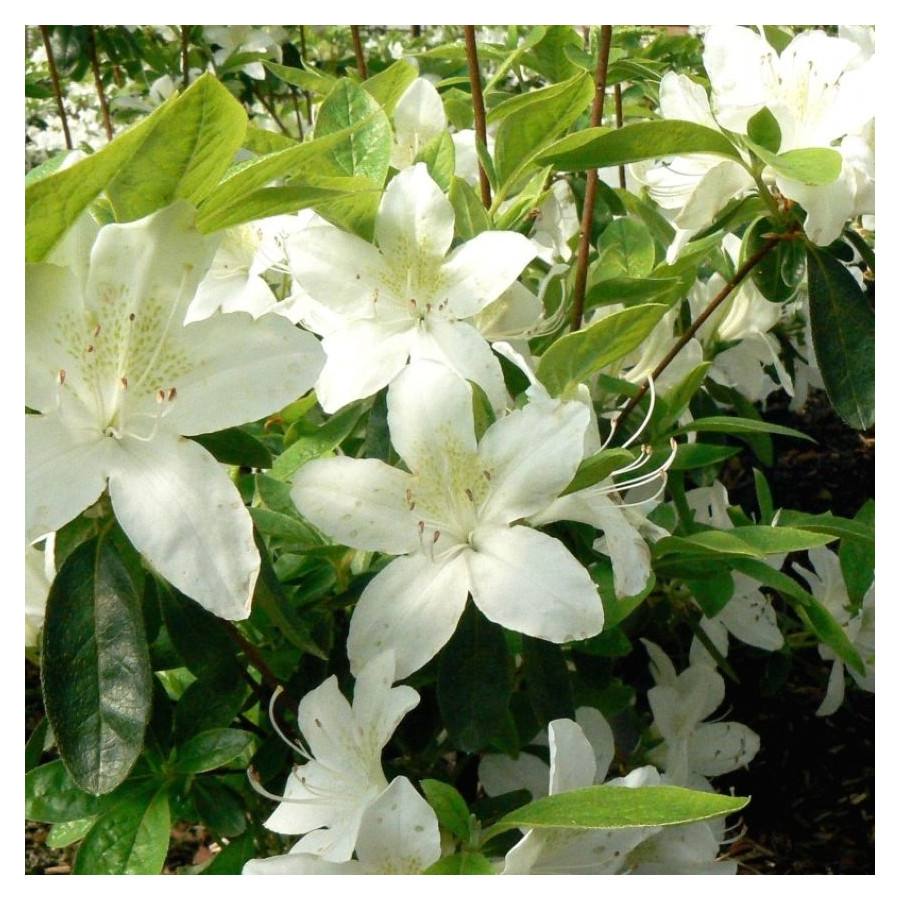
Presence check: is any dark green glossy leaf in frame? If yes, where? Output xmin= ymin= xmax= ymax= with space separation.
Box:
xmin=743 ymin=217 xmax=805 ymax=301
xmin=46 ymin=817 xmax=95 ymax=848
xmin=193 ymin=778 xmax=248 ymax=837
xmin=172 ymin=728 xmax=254 ymax=774
xmin=840 ymin=500 xmax=875 ymax=605
xmin=806 ymin=246 xmax=875 ymax=429
xmin=522 ymin=636 xmax=575 ymax=726
xmin=671 ymin=416 xmax=813 ymax=442
xmin=25 ymin=716 xmax=49 ymax=773
xmin=25 ymin=760 xmax=109 ymax=823
xmin=655 ymin=525 xmax=834 ymax=559
xmin=438 ymin=604 xmax=512 ymax=753
xmin=668 ymin=443 xmax=739 ymax=471
xmin=191 ymin=427 xmax=272 ymax=469
xmin=42 ymin=537 xmax=152 ymax=795
xmin=201 ymin=832 xmax=256 ymax=874
xmin=536 ymin=119 xmax=743 ymax=171
xmin=73 ymin=781 xmax=170 ymax=874
xmin=172 ymin=677 xmax=247 ymax=745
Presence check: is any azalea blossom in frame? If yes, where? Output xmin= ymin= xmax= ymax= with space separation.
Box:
xmin=244 ymin=776 xmax=440 ymax=874
xmin=291 ymin=360 xmax=604 ymax=679
xmin=390 ymin=77 xmax=447 ymax=170
xmin=643 ymin=640 xmax=760 ymax=788
xmin=25 ymin=202 xmax=324 ymax=619
xmin=254 ymin=651 xmax=420 ymax=862
xmin=25 ymin=535 xmax=54 ymax=647
xmin=286 ymin=164 xmax=535 ymax=412
xmin=794 ymin=546 xmax=875 ymax=716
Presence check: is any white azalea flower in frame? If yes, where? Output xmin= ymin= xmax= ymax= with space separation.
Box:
xmin=530 ymin=180 xmax=580 ymax=264
xmin=204 ymin=25 xmax=285 ymax=80
xmin=390 ymin=78 xmax=447 ymax=170
xmin=255 ymin=652 xmax=420 ymax=862
xmin=291 ymin=360 xmax=604 ymax=679
xmin=244 ymin=776 xmax=440 ymax=874
xmin=703 ymin=26 xmax=875 ymax=245
xmin=25 ymin=203 xmax=324 ymax=619
xmin=25 ymin=535 xmax=55 ymax=647
xmin=186 ymin=215 xmax=307 ymax=323
xmin=626 ymin=821 xmax=738 ymax=875
xmin=643 ymin=640 xmax=760 ymax=787
xmin=286 ymin=164 xmax=536 ymax=412
xmin=794 ymin=546 xmax=875 ymax=716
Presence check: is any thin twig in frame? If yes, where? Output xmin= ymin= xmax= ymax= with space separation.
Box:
xmin=350 ymin=25 xmax=368 ymax=79
xmin=464 ymin=25 xmax=492 ymax=208
xmin=181 ymin=26 xmax=190 ymax=88
xmin=290 ymin=87 xmax=305 ymax=139
xmin=252 ymin=81 xmax=290 ymax=135
xmin=87 ymin=27 xmax=113 ymax=141
xmin=614 ymin=82 xmax=625 ymax=188
xmin=299 ymin=26 xmax=313 ymax=122
xmin=412 ymin=25 xmax=422 ymax=38
xmin=220 ymin=620 xmax=299 ymax=709
xmin=570 ymin=25 xmax=613 ymax=332
xmin=39 ymin=25 xmax=72 ymax=150
xmin=615 ymin=235 xmax=782 ymax=430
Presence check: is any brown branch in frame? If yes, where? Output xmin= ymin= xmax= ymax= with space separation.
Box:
xmin=464 ymin=25 xmax=492 ymax=208
xmin=87 ymin=27 xmax=113 ymax=141
xmin=614 ymin=235 xmax=782 ymax=430
xmin=570 ymin=25 xmax=613 ymax=332
xmin=299 ymin=26 xmax=313 ymax=122
xmin=181 ymin=26 xmax=191 ymax=88
xmin=614 ymin=82 xmax=625 ymax=188
xmin=350 ymin=25 xmax=368 ymax=79
xmin=39 ymin=25 xmax=72 ymax=150
xmin=252 ymin=82 xmax=290 ymax=136
xmin=221 ymin=620 xmax=299 ymax=709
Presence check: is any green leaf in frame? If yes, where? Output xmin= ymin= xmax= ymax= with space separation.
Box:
xmin=421 ymin=779 xmax=472 ymax=843
xmin=42 ymin=537 xmax=152 ymax=795
xmin=73 ymin=782 xmax=170 ymax=875
xmin=363 ymin=58 xmax=418 ymax=114
xmin=806 ymin=246 xmax=875 ymax=429
xmin=522 ymin=636 xmax=575 ymax=725
xmin=438 ymin=603 xmax=512 ymax=753
xmin=105 ymin=74 xmax=247 ymax=221
xmin=774 ymin=510 xmax=874 ymax=544
xmin=423 ymin=852 xmax=497 ymax=875
xmin=840 ymin=500 xmax=875 ymax=604
xmin=656 ymin=525 xmax=834 ymax=559
xmin=671 ymin=416 xmax=813 ymax=442
xmin=415 ymin=131 xmax=456 ymax=192
xmin=523 ymin=25 xmax=584 ymax=83
xmin=594 ymin=218 xmax=656 ymax=279
xmin=449 ymin=176 xmax=491 ymax=239
xmin=173 ymin=728 xmax=254 ymax=774
xmin=263 ymin=60 xmax=337 ymax=95
xmin=200 ymin=832 xmax=256 ymax=874
xmin=243 ymin=124 xmax=297 ymax=155
xmin=686 ymin=570 xmax=735 ymax=619
xmin=25 ymin=760 xmax=109 ymax=823
xmin=763 ymin=146 xmax=843 ymax=186
xmin=490 ymin=72 xmax=594 ymax=191
xmin=191 ymin=427 xmax=272 ymax=469
xmin=562 ymin=448 xmax=634 ymax=496
xmin=193 ymin=779 xmax=248 ymax=837
xmin=536 ymin=119 xmax=743 ymax=171
xmin=746 ymin=106 xmax=781 ymax=154
xmin=25 ymin=716 xmax=50 ymax=773
xmin=668 ymin=443 xmax=739 ymax=472
xmin=271 ymin=401 xmax=366 ymax=481
xmin=172 ymin=677 xmax=247 ymax=745
xmin=313 ymin=79 xmax=392 ymax=185
xmin=46 ymin=817 xmax=95 ymax=849
xmin=537 ymin=304 xmax=668 ymax=396
xmin=585 ymin=276 xmax=681 ymax=310
xmin=483 ymin=784 xmax=749 ymax=841
xmin=743 ymin=217 xmax=805 ymax=301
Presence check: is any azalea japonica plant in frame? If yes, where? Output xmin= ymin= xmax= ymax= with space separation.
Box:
xmin=26 ymin=25 xmax=874 ymax=876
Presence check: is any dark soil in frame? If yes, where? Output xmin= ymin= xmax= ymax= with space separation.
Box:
xmin=25 ymin=391 xmax=875 ymax=875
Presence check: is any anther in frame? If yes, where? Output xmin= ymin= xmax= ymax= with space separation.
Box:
xmin=129 ymin=312 xmax=136 ymax=321
xmin=120 ymin=377 xmax=128 ymax=390
xmin=464 ymin=488 xmax=474 ymax=502
xmin=314 ymin=718 xmax=322 ymax=728
xmin=418 ymin=520 xmax=425 ymax=534
xmin=57 ymin=369 xmax=66 ymax=385
xmin=167 ymin=387 xmax=177 ymax=401
xmin=483 ymin=469 xmax=491 ymax=481
xmin=85 ymin=344 xmax=94 ymax=353
xmin=157 ymin=389 xmax=166 ymax=403
xmin=93 ymin=324 xmax=101 ymax=337
xmin=432 ymin=530 xmax=440 ymax=543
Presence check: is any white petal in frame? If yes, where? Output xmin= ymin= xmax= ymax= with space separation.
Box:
xmin=243 ymin=854 xmax=354 ymax=875
xmin=575 ymin=707 xmax=615 ymax=782
xmin=391 ymin=79 xmax=446 ymax=170
xmin=704 ymin=26 xmax=769 ymax=131
xmin=467 ymin=525 xmax=604 ymax=643
xmin=776 ymin=173 xmax=854 ymax=246
xmin=387 ymin=360 xmax=477 ymax=474
xmin=689 ymin=721 xmax=760 ymax=776
xmin=375 ymin=164 xmax=454 ymax=264
xmin=352 ymin=653 xmax=421 ymax=752
xmin=163 ymin=312 xmax=324 ymax=436
xmin=347 ymin=552 xmax=470 ymax=679
xmin=412 ymin=318 xmax=507 ymax=411
xmin=591 ymin=498 xmax=654 ymax=599
xmin=674 ymin=160 xmax=755 ymax=232
xmin=479 ymin=752 xmax=550 ymax=802
xmin=291 ymin=457 xmax=419 ymax=555
xmin=816 ymin=660 xmax=846 ymax=716
xmin=548 ymin=719 xmax=596 ymax=794
xmin=355 ymin=777 xmax=442 ymax=873
xmin=439 ymin=231 xmax=536 ymax=318
xmin=316 ymin=319 xmax=413 ymax=413
xmin=659 ymin=72 xmax=719 ymax=129
xmin=186 ymin=271 xmax=277 ymax=322
xmin=25 ymin=413 xmax=113 ymax=542
xmin=479 ymin=400 xmax=589 ymax=524
xmin=108 ymin=431 xmax=257 ymax=619
xmin=286 ymin=221 xmax=386 ymax=316
xmin=717 ymin=585 xmax=784 ymax=651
